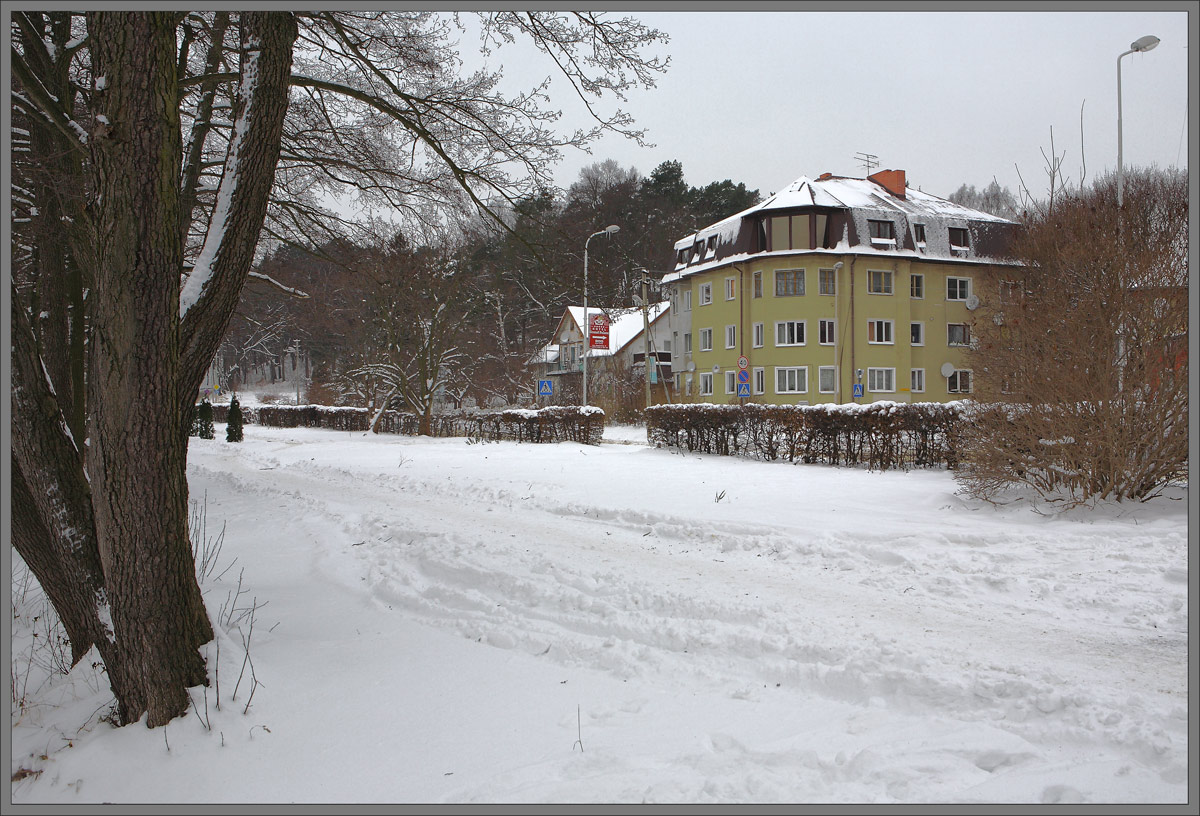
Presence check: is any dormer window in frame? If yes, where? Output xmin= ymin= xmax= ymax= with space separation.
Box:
xmin=913 ymin=223 xmax=926 ymax=247
xmin=868 ymin=219 xmax=896 ymax=248
xmin=705 ymin=236 xmax=718 ymax=259
xmin=949 ymin=227 xmax=970 ymax=256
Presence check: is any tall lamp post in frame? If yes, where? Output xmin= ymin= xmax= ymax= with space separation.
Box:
xmin=1117 ymin=34 xmax=1160 ymax=208
xmin=582 ymin=224 xmax=620 ymax=406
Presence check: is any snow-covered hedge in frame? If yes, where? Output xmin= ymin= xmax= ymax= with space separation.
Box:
xmin=205 ymin=403 xmax=604 ymax=444
xmin=646 ymin=401 xmax=965 ymax=470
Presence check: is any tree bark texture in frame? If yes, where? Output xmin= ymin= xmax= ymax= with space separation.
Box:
xmin=85 ymin=11 xmax=214 ymax=726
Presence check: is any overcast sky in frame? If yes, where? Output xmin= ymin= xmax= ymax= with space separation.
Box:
xmin=484 ymin=7 xmax=1192 ymax=204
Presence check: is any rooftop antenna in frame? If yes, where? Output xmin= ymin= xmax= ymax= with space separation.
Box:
xmin=854 ymin=152 xmax=879 ymax=175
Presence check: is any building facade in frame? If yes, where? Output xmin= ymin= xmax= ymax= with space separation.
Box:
xmin=529 ymin=303 xmax=673 ymax=408
xmin=663 ymin=169 xmax=1019 ymax=404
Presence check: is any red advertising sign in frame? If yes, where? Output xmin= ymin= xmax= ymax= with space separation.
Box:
xmin=588 ymin=313 xmax=610 ymax=350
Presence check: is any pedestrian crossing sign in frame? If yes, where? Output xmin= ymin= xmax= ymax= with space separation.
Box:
xmin=737 ymin=383 xmax=751 ymax=397
xmin=538 ymin=379 xmax=553 ymax=396
xmin=853 ymin=383 xmax=864 ymax=398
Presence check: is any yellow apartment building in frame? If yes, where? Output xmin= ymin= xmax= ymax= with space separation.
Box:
xmin=663 ymin=169 xmax=1020 ymax=405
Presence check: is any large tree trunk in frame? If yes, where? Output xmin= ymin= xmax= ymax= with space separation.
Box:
xmin=86 ymin=11 xmax=213 ymax=727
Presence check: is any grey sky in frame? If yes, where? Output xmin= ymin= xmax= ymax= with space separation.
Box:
xmin=486 ymin=8 xmax=1192 ymax=204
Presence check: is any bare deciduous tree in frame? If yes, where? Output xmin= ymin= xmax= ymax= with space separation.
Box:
xmin=957 ymin=168 xmax=1188 ymax=506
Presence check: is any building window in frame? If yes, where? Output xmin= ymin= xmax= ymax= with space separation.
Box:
xmin=725 ymin=324 xmax=737 ymax=349
xmin=753 ymin=270 xmax=762 ymax=298
xmin=775 ymin=366 xmax=808 ymax=394
xmin=699 ymin=372 xmax=713 ymax=396
xmin=867 ymin=319 xmax=894 ymax=344
xmin=867 ymin=269 xmax=893 ymax=294
xmin=947 ymin=277 xmax=971 ymax=301
xmin=818 ymin=366 xmax=837 ymax=393
xmin=947 ymin=369 xmax=972 ymax=393
xmin=684 ymin=333 xmax=692 ymax=354
xmin=947 ymin=323 xmax=971 ymax=347
xmin=684 ymin=374 xmax=692 ymax=396
xmin=706 ymin=236 xmax=718 ymax=259
xmin=753 ymin=367 xmax=766 ymax=395
xmin=752 ymin=322 xmax=765 ymax=348
xmin=819 ymin=318 xmax=836 ymax=345
xmin=774 ymin=268 xmax=805 ymax=296
xmin=683 ymin=290 xmax=692 ymax=311
xmin=725 ymin=370 xmax=737 ymax=394
xmin=699 ymin=328 xmax=713 ymax=352
xmin=725 ymin=276 xmax=737 ymax=301
xmin=867 ymin=367 xmax=896 ymax=392
xmin=699 ymin=282 xmax=712 ymax=305
xmin=868 ymin=219 xmax=896 ymax=246
xmin=949 ymin=227 xmax=970 ymax=253
xmin=818 ymin=268 xmax=837 ymax=295
xmin=914 ymin=223 xmax=926 ymax=245
xmin=910 ymin=322 xmax=924 ymax=346
xmin=910 ymin=273 xmax=924 ymax=299
xmin=775 ymin=320 xmax=806 ymax=346
xmin=911 ymin=368 xmax=925 ymax=393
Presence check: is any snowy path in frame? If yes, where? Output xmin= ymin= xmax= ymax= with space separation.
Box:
xmin=175 ymin=427 xmax=1188 ymax=803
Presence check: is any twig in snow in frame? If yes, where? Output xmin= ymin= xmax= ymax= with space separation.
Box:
xmin=572 ymin=704 xmax=584 ymax=752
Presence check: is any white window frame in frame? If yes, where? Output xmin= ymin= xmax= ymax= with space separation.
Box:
xmin=775 ymin=366 xmax=808 ymax=394
xmin=949 ymin=227 xmax=970 ymax=254
xmin=725 ymin=276 xmax=737 ymax=301
xmin=753 ymin=366 xmax=766 ymax=395
xmin=775 ymin=320 xmax=806 ymax=347
xmin=752 ymin=270 xmax=763 ymax=298
xmin=818 ymin=365 xmax=837 ymax=394
xmin=698 ymin=282 xmax=713 ymax=306
xmin=683 ymin=290 xmax=692 ymax=311
xmin=699 ymin=327 xmax=713 ymax=352
xmin=910 ymin=273 xmax=924 ymax=299
xmin=910 ymin=368 xmax=925 ymax=393
xmin=684 ymin=333 xmax=692 ymax=354
xmin=752 ymin=322 xmax=765 ymax=348
xmin=725 ymin=370 xmax=737 ymax=394
xmin=867 ymin=367 xmax=896 ymax=393
xmin=725 ymin=324 xmax=737 ymax=349
xmin=818 ymin=267 xmax=837 ymax=295
xmin=947 ymin=323 xmax=971 ymax=347
xmin=913 ymin=223 xmax=927 ymax=247
xmin=947 ymin=369 xmax=972 ymax=394
xmin=910 ymin=321 xmax=924 ymax=346
xmin=867 ymin=319 xmax=894 ymax=344
xmin=774 ymin=268 xmax=805 ymax=297
xmin=818 ymin=318 xmax=836 ymax=346
xmin=947 ymin=277 xmax=972 ymax=301
xmin=867 ymin=269 xmax=893 ymax=295
xmin=699 ymin=372 xmax=713 ymax=396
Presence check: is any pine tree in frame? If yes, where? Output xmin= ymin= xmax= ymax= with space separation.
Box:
xmin=226 ymin=395 xmax=244 ymax=442
xmin=197 ymin=399 xmax=215 ymax=439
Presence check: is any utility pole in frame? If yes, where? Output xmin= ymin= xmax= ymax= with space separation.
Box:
xmin=639 ymin=269 xmax=653 ymax=411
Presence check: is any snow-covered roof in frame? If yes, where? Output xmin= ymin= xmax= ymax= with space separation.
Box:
xmin=661 ymin=171 xmax=1020 ymax=284
xmin=563 ymin=303 xmax=669 ymax=357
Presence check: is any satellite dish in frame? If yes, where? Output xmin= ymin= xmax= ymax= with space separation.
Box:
xmin=940 ymin=362 xmax=956 ymax=378
xmin=687 ymin=361 xmax=696 ymax=372
xmin=965 ymin=294 xmax=980 ymax=311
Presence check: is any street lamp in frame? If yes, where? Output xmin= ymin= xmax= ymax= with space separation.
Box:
xmin=582 ymin=224 xmax=619 ymax=406
xmin=1117 ymin=34 xmax=1160 ymax=208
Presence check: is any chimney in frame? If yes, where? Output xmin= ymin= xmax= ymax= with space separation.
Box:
xmin=817 ymin=172 xmax=834 ymax=181
xmin=868 ymin=169 xmax=906 ymax=199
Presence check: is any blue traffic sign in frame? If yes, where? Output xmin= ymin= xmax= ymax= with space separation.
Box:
xmin=736 ymin=368 xmax=750 ymax=384
xmin=538 ymin=379 xmax=553 ymax=396
xmin=852 ymin=383 xmax=864 ymax=398
xmin=737 ymin=383 xmax=751 ymax=397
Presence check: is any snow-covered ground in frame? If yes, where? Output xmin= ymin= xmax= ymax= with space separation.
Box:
xmin=9 ymin=421 xmax=1190 ymax=804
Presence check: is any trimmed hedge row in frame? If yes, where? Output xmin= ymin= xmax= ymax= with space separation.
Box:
xmin=204 ymin=403 xmax=604 ymax=444
xmin=646 ymin=401 xmax=965 ymax=471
